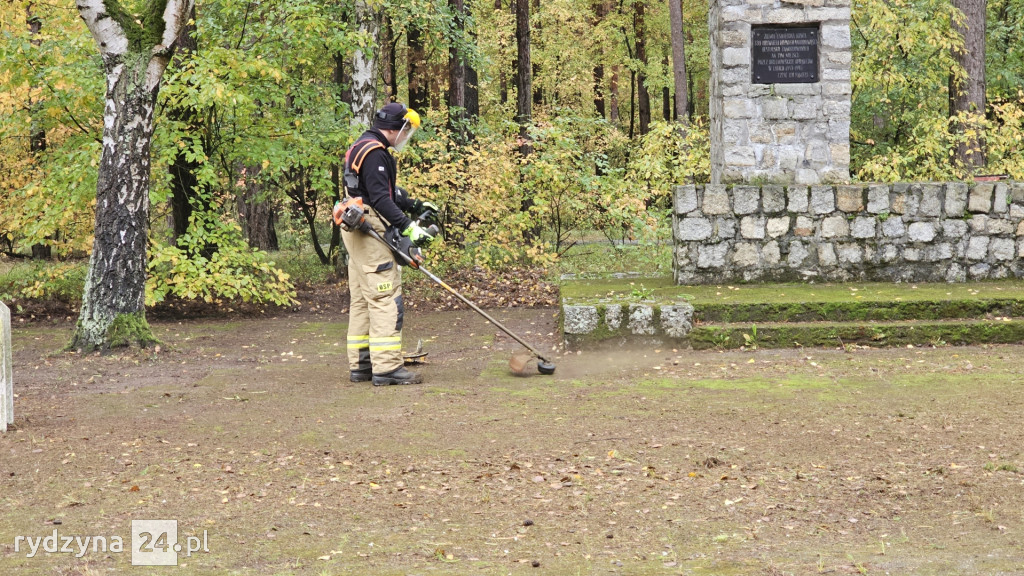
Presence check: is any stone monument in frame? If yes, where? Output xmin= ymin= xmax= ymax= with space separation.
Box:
xmin=709 ymin=0 xmax=852 ymax=185
xmin=1 ymin=301 xmax=12 ymax=432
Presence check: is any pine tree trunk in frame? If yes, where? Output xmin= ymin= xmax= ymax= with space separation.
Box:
xmin=71 ymin=53 xmax=159 ymax=351
xmin=236 ymin=164 xmax=278 ymax=251
xmin=531 ymin=0 xmax=542 ymax=107
xmin=667 ymin=0 xmax=689 ymax=125
xmin=448 ymin=0 xmax=468 ymax=141
xmin=594 ymin=65 xmax=605 ymax=118
xmin=609 ymin=65 xmax=620 ymax=124
xmin=515 ymin=0 xmax=532 ymax=157
xmin=950 ymin=0 xmax=986 ymax=172
xmin=634 ymin=0 xmax=650 ymax=135
xmin=662 ymin=54 xmax=671 ymax=121
xmin=168 ymin=5 xmax=206 ymax=247
xmin=466 ymin=62 xmax=479 ymax=120
xmin=28 ymin=3 xmax=51 ymax=260
xmin=408 ymin=22 xmax=428 ymax=112
xmin=383 ymin=17 xmax=397 ymax=102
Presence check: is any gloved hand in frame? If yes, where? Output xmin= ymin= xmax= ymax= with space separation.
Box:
xmin=411 ymin=199 xmax=439 ymax=215
xmin=402 ymin=222 xmax=437 ymax=247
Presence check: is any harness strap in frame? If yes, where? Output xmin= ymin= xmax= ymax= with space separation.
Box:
xmin=342 ymin=138 xmax=394 ymax=228
xmin=347 ymin=140 xmax=385 ymax=175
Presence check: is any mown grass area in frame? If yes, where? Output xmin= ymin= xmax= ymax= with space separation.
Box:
xmin=554 ymin=237 xmax=673 ymax=278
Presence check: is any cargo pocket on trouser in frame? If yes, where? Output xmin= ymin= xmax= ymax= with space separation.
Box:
xmin=362 ymin=258 xmax=403 ymax=371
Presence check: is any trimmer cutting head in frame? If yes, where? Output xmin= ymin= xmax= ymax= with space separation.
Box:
xmin=510 ymin=354 xmax=556 ymax=376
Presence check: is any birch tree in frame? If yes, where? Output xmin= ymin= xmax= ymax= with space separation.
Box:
xmin=350 ymin=0 xmax=380 ymax=127
xmin=71 ymin=0 xmax=194 ymax=351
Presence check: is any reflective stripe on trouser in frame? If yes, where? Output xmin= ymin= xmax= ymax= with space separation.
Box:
xmin=348 ymin=336 xmax=371 ymax=370
xmin=342 ymin=208 xmax=404 ymax=374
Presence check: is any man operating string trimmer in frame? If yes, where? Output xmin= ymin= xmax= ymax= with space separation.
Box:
xmin=339 ymin=102 xmax=438 ymax=386
xmin=336 ymin=103 xmax=556 ymax=384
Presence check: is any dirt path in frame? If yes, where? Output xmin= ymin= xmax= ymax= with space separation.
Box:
xmin=2 ymin=308 xmax=1024 ymax=575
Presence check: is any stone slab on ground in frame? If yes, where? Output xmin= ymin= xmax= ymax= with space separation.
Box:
xmin=1 ymin=301 xmax=12 ymax=432
xmin=562 ymin=301 xmax=695 ymax=348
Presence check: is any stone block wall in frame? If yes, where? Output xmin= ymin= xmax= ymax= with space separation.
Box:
xmin=709 ymin=0 xmax=851 ymax=185
xmin=672 ymin=182 xmax=1024 ymax=284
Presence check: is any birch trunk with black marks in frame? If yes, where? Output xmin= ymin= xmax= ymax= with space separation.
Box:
xmin=350 ymin=0 xmax=380 ymax=127
xmin=71 ymin=0 xmax=193 ymax=352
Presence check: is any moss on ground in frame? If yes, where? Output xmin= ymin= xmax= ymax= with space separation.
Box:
xmin=562 ymin=277 xmax=1024 ymax=307
xmin=106 ymin=312 xmax=160 ymax=349
xmin=695 ymin=299 xmax=1024 ymax=323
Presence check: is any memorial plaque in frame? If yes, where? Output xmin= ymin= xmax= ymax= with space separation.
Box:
xmin=751 ymin=27 xmax=819 ymax=84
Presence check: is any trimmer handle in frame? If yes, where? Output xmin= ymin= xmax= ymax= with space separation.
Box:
xmin=415 ymin=209 xmax=440 ymax=235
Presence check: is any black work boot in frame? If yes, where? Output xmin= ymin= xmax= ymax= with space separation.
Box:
xmin=350 ymin=367 xmax=373 ymax=383
xmin=372 ymin=367 xmax=422 ymax=386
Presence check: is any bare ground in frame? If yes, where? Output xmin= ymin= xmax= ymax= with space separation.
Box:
xmin=3 ymin=305 xmax=1024 ymax=575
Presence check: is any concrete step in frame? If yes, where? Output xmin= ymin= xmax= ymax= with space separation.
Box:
xmin=689 ymin=318 xmax=1024 ymax=350
xmin=694 ymin=299 xmax=1024 ymax=323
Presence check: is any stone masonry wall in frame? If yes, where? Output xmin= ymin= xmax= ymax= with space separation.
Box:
xmin=673 ymin=182 xmax=1024 ymax=284
xmin=710 ymin=0 xmax=852 ymax=185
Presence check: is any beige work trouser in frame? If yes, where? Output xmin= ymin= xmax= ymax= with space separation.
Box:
xmin=342 ymin=209 xmax=404 ymax=374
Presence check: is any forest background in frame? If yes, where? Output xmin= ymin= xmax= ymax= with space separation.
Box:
xmin=1 ymin=0 xmax=1023 ymax=314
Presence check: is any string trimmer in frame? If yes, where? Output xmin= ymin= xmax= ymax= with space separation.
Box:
xmin=333 ymin=197 xmax=556 ymax=376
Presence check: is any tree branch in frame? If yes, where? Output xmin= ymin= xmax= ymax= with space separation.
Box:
xmin=157 ymin=0 xmax=194 ymax=53
xmin=76 ymin=0 xmax=128 ymax=57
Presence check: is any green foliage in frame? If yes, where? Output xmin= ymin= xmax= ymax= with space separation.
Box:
xmin=851 ymin=0 xmax=1024 ymax=180
xmin=401 ymin=111 xmax=683 ymax=268
xmin=147 ymin=212 xmax=297 ymax=306
xmin=0 ymin=260 xmax=87 ymax=303
xmin=0 ymin=1 xmax=103 ymax=256
xmin=855 ymin=100 xmax=1024 ymax=181
xmin=987 ymin=0 xmax=1024 ymax=100
xmin=850 ymin=0 xmax=963 ymax=176
xmin=627 ymin=118 xmax=710 ymax=193
xmin=522 ymin=113 xmax=639 ymax=255
xmin=100 ymin=0 xmax=168 ymax=51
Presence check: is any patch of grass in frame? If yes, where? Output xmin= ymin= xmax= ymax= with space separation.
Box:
xmin=560 ymin=276 xmax=681 ymax=304
xmin=273 ymin=250 xmax=338 ymax=286
xmin=557 ymin=240 xmax=672 ymax=278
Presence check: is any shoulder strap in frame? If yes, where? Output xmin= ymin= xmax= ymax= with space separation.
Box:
xmin=347 ymin=140 xmax=385 ymax=175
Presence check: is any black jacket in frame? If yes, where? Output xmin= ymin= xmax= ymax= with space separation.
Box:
xmin=345 ymin=128 xmax=415 ymax=231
